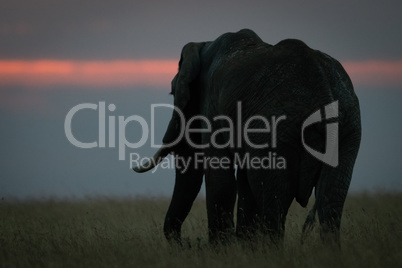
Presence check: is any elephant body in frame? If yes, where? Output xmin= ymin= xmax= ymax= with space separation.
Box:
xmin=135 ymin=29 xmax=361 ymax=245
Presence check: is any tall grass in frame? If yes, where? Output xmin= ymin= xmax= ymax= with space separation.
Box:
xmin=0 ymin=193 xmax=401 ymax=267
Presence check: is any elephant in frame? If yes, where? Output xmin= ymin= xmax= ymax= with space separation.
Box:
xmin=134 ymin=29 xmax=361 ymax=246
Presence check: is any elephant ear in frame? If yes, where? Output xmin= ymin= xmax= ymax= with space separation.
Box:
xmin=173 ymin=42 xmax=204 ymax=110
xmin=163 ymin=42 xmax=204 ymax=144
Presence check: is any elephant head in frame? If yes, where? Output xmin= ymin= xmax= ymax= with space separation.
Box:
xmin=134 ymin=42 xmax=207 ymax=243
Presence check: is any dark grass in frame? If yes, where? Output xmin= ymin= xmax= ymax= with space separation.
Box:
xmin=1 ymin=193 xmax=401 ymax=267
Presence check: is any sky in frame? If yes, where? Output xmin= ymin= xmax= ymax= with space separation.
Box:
xmin=0 ymin=0 xmax=401 ymax=199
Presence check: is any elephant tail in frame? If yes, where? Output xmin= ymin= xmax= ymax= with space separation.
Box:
xmin=301 ymin=201 xmax=317 ymax=244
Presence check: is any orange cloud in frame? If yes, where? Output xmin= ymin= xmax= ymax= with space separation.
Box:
xmin=342 ymin=60 xmax=402 ymax=87
xmin=0 ymin=23 xmax=31 ymax=35
xmin=0 ymin=59 xmax=401 ymax=89
xmin=0 ymin=60 xmax=178 ymax=88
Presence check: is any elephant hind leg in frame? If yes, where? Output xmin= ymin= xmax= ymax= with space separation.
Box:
xmin=236 ymin=167 xmax=259 ymax=240
xmin=247 ymin=169 xmax=295 ymax=245
xmin=301 ymin=201 xmax=317 ymax=244
xmin=315 ymin=128 xmax=361 ymax=246
xmin=246 ymin=146 xmax=299 ymax=244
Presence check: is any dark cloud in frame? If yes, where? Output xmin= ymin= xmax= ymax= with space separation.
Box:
xmin=1 ymin=0 xmax=401 ymax=60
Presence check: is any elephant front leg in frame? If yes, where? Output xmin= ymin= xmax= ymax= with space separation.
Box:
xmin=164 ymin=158 xmax=204 ymax=245
xmin=205 ymin=166 xmax=237 ymax=244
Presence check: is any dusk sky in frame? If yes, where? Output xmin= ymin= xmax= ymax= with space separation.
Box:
xmin=1 ymin=0 xmax=401 ymax=199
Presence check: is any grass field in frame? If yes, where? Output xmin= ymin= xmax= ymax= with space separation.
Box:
xmin=0 ymin=193 xmax=401 ymax=267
